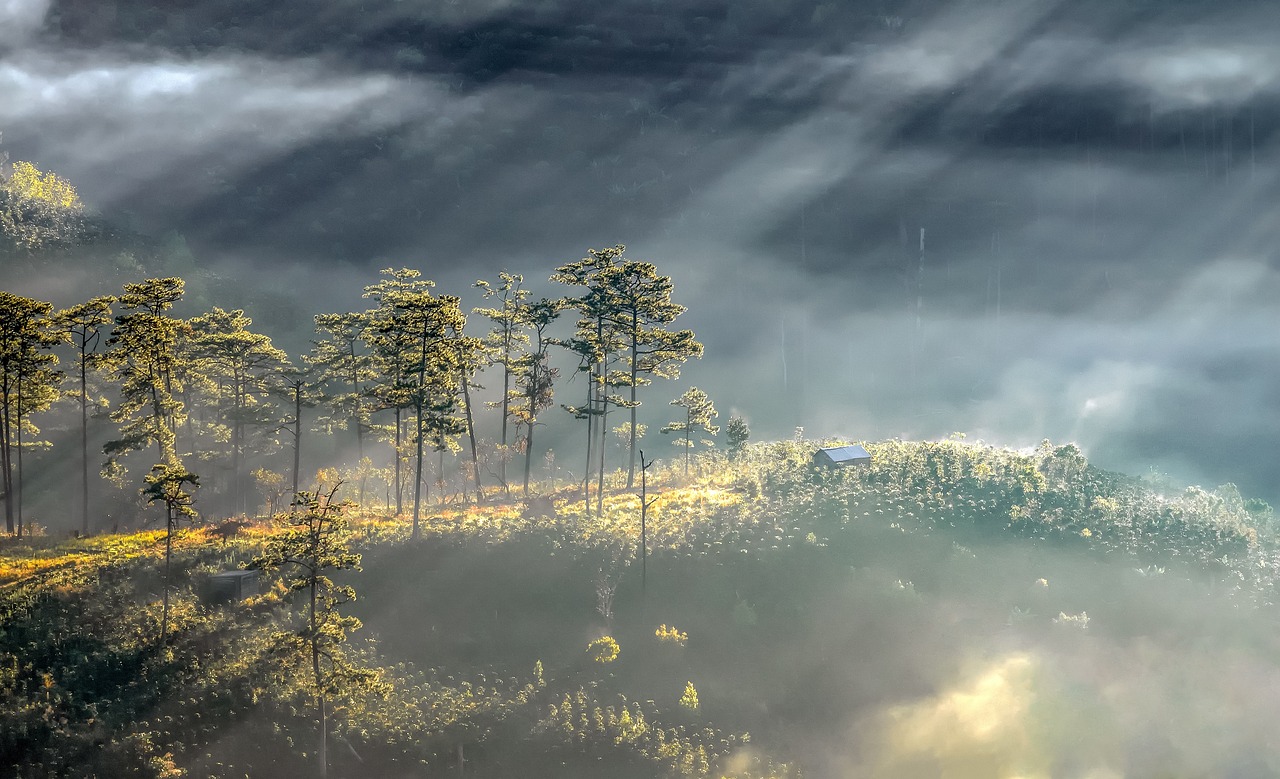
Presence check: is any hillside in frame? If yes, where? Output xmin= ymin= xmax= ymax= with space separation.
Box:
xmin=3 ymin=438 xmax=1279 ymax=777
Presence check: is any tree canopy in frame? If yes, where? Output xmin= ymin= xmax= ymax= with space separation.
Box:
xmin=0 ymin=160 xmax=85 ymax=251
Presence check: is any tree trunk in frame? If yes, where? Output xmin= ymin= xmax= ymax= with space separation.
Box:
xmin=151 ymin=381 xmax=166 ymax=462
xmin=460 ymin=371 xmax=482 ymax=503
xmin=80 ymin=349 xmax=90 ymax=535
xmin=233 ymin=387 xmax=243 ymax=516
xmin=640 ymin=451 xmax=649 ymax=594
xmin=684 ymin=409 xmax=691 ymax=477
xmin=319 ymin=693 xmax=328 ymax=779
xmin=15 ymin=374 xmax=23 ymax=539
xmin=394 ymin=408 xmax=403 ymax=516
xmin=596 ymin=384 xmax=608 ymax=517
xmin=413 ymin=400 xmax=424 ymax=539
xmin=349 ymin=341 xmax=365 ymax=506
xmin=180 ymin=387 xmax=194 ymax=464
xmin=582 ymin=365 xmax=593 ymax=515
xmin=501 ymin=334 xmax=511 ymax=497
xmin=523 ymin=409 xmax=535 ymax=499
xmin=1 ymin=382 xmax=13 ymax=535
xmin=413 ymin=327 xmax=429 ymax=537
xmin=160 ymin=506 xmax=173 ymax=644
xmin=311 ymin=576 xmax=327 ymax=779
xmin=163 ymin=363 xmax=176 ymax=448
xmin=627 ymin=313 xmax=639 ymax=488
xmin=438 ymin=446 xmax=446 ymax=506
xmin=292 ymin=385 xmax=302 ymax=507
xmin=594 ymin=330 xmax=612 ymax=517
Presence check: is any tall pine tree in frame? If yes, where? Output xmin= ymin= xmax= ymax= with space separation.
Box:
xmin=552 ymin=246 xmax=628 ymax=515
xmin=310 ymin=311 xmax=375 ymax=501
xmin=0 ymin=292 xmax=59 ymax=536
xmin=512 ymin=297 xmax=563 ymax=498
xmin=105 ymin=277 xmax=188 ymax=471
xmin=362 ymin=268 xmax=434 ymax=516
xmin=600 ymin=254 xmax=703 ymax=488
xmin=474 ymin=272 xmax=531 ymax=496
xmin=55 ymin=295 xmax=115 ymax=535
xmin=188 ymin=308 xmax=287 ymax=516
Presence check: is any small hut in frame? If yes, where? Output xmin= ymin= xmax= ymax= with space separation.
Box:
xmin=813 ymin=444 xmax=872 ymax=468
xmin=204 ymin=570 xmax=259 ymax=603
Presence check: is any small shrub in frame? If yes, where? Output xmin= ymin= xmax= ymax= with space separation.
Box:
xmin=679 ymin=681 xmax=699 ymax=711
xmin=587 ymin=636 xmax=620 ymax=664
xmin=654 ymin=624 xmax=688 ymax=646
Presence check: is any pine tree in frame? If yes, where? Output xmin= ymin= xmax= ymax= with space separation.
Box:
xmin=104 ymin=278 xmax=188 ymax=470
xmin=599 ymin=253 xmax=703 ymax=487
xmin=512 ymin=298 xmax=563 ymax=498
xmin=362 ymin=268 xmax=434 ymax=517
xmin=474 ymin=272 xmax=531 ymax=496
xmin=310 ymin=311 xmax=375 ymax=501
xmin=662 ymin=387 xmax=719 ymax=477
xmin=725 ymin=416 xmax=751 ymax=461
xmin=251 ymin=485 xmax=384 ymax=779
xmin=367 ymin=277 xmax=466 ymax=537
xmin=552 ymin=246 xmax=628 ymax=515
xmin=188 ymin=308 xmax=287 ymax=516
xmin=142 ymin=463 xmax=198 ymax=645
xmin=274 ymin=361 xmax=323 ymax=508
xmin=55 ymin=296 xmax=115 ymax=535
xmin=0 ymin=292 xmax=60 ymax=536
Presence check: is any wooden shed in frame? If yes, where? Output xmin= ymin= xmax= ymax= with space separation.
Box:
xmin=204 ymin=570 xmax=259 ymax=603
xmin=813 ymin=445 xmax=872 ymax=468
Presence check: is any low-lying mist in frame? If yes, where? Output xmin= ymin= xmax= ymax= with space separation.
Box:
xmin=335 ymin=449 xmax=1280 ymax=777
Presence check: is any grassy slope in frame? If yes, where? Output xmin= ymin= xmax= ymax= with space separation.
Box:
xmin=1 ymin=438 xmax=1279 ymax=777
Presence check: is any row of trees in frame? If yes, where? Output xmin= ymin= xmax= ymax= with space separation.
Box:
xmin=0 ymin=245 xmax=731 ymax=539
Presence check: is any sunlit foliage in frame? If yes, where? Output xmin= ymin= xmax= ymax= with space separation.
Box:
xmin=142 ymin=462 xmax=198 ymax=645
xmin=104 ymin=278 xmax=188 ymax=468
xmin=655 ymin=624 xmax=688 ymax=646
xmin=0 ymin=161 xmax=84 ymax=251
xmin=587 ymin=635 xmax=620 ymax=663
xmin=251 ymin=485 xmax=385 ymax=776
xmin=663 ymin=386 xmax=719 ymax=476
xmin=679 ymin=680 xmax=699 ymax=711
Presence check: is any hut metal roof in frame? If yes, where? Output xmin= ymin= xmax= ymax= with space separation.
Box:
xmin=816 ymin=445 xmax=871 ymax=464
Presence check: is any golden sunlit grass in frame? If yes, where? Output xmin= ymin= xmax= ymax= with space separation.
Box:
xmin=0 ymin=529 xmax=172 ymax=585
xmin=0 ymin=552 xmax=96 ymax=584
xmin=0 ymin=477 xmax=736 ymax=597
xmin=2 ymin=434 xmax=1271 ymax=606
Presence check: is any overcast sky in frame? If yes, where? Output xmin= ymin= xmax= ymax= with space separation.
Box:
xmin=3 ymin=0 xmax=1279 ymax=502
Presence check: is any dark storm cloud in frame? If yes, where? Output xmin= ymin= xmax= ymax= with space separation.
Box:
xmin=5 ymin=0 xmax=1280 ymax=500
